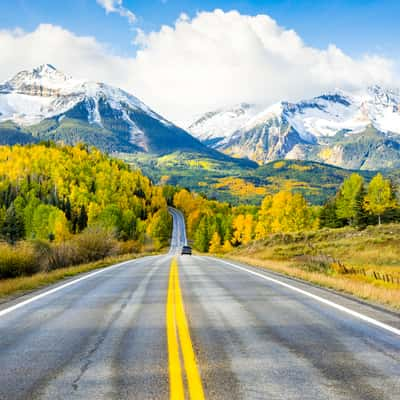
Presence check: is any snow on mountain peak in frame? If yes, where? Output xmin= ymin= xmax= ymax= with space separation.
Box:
xmin=31 ymin=63 xmax=63 ymax=78
xmin=366 ymin=85 xmax=400 ymax=107
xmin=0 ymin=65 xmax=168 ymax=128
xmin=187 ymin=102 xmax=259 ymax=143
xmin=188 ymin=85 xmax=400 ymax=157
xmin=363 ymin=85 xmax=400 ymax=134
xmin=5 ymin=64 xmax=77 ymax=93
xmin=35 ymin=63 xmax=56 ymax=72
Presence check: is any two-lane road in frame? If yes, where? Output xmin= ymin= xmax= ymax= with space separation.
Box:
xmin=0 ymin=209 xmax=399 ymax=399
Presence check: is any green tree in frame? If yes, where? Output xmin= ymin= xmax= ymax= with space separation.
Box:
xmin=319 ymin=198 xmax=343 ymax=228
xmin=353 ymin=184 xmax=368 ymax=229
xmin=364 ymin=173 xmax=397 ymax=225
xmin=64 ymin=197 xmax=72 ymax=221
xmin=95 ymin=204 xmax=123 ymax=233
xmin=2 ymin=204 xmax=25 ymax=243
xmin=0 ymin=143 xmax=171 ymax=248
xmin=31 ymin=204 xmax=66 ymax=241
xmin=162 ymin=185 xmax=181 ymax=206
xmin=0 ymin=206 xmax=6 ymax=232
xmin=77 ymin=205 xmax=88 ymax=232
xmin=336 ymin=173 xmax=366 ymax=226
xmin=194 ymin=216 xmax=210 ymax=252
xmin=146 ymin=209 xmax=172 ymax=250
xmin=23 ymin=196 xmax=41 ymax=239
xmin=120 ymin=209 xmax=137 ymax=240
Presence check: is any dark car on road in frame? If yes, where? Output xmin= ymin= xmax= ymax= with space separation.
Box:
xmin=181 ymin=245 xmax=192 ymax=255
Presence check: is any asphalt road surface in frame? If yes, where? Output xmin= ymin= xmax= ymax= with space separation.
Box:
xmin=0 ymin=208 xmax=399 ymax=399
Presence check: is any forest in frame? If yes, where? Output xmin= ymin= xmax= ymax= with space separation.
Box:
xmin=0 ymin=143 xmax=171 ymax=279
xmin=173 ymin=171 xmax=400 ymax=253
xmin=0 ymin=142 xmax=399 ymax=281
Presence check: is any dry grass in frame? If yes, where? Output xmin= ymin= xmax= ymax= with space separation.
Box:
xmin=0 ymin=228 xmax=122 ymax=279
xmin=227 ymin=255 xmax=400 ymax=310
xmin=0 ymin=242 xmax=41 ymax=278
xmin=226 ymin=224 xmax=400 ymax=310
xmin=0 ymin=253 xmax=144 ymax=301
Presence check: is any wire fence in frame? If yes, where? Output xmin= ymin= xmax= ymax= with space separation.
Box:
xmin=299 ymin=253 xmax=400 ymax=285
xmin=339 ymin=263 xmax=400 ymax=285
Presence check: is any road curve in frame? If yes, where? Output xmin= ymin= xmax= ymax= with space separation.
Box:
xmin=0 ymin=208 xmax=398 ymax=399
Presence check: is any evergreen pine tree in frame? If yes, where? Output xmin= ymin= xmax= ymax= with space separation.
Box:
xmin=1 ymin=204 xmax=25 ymax=243
xmin=65 ymin=198 xmax=72 ymax=221
xmin=353 ymin=185 xmax=368 ymax=229
xmin=77 ymin=205 xmax=88 ymax=232
xmin=319 ymin=198 xmax=343 ymax=228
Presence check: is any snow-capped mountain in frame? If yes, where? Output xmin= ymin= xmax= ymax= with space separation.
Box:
xmin=188 ymin=103 xmax=259 ymax=146
xmin=0 ymin=64 xmax=211 ymax=155
xmin=188 ymin=87 xmax=400 ymax=169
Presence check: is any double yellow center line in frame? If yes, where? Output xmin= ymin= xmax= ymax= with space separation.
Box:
xmin=166 ymin=258 xmax=205 ymax=400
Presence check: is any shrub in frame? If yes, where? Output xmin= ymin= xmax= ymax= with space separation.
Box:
xmin=296 ymin=254 xmax=335 ymax=274
xmin=71 ymin=227 xmax=119 ymax=264
xmin=118 ymin=240 xmax=143 ymax=255
xmin=0 ymin=228 xmax=131 ymax=279
xmin=47 ymin=241 xmax=79 ymax=270
xmin=0 ymin=242 xmax=41 ymax=278
xmin=30 ymin=239 xmax=53 ymax=271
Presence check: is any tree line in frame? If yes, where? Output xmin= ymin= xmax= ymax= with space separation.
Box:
xmin=0 ymin=142 xmax=398 ymax=257
xmin=174 ymin=172 xmax=399 ymax=253
xmin=0 ymin=143 xmax=171 ymax=250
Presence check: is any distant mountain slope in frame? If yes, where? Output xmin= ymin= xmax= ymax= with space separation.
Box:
xmin=188 ymin=87 xmax=400 ymax=170
xmin=123 ymin=152 xmax=375 ymax=205
xmin=0 ymin=64 xmax=216 ymax=156
xmin=0 ymin=121 xmax=37 ymax=146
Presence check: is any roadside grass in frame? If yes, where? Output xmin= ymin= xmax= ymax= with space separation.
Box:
xmin=225 ymin=224 xmax=400 ymax=310
xmin=0 ymin=253 xmax=145 ymax=301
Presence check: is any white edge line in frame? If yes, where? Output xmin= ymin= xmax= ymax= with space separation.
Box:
xmin=0 ymin=256 xmax=154 ymax=319
xmin=210 ymin=257 xmax=400 ymax=337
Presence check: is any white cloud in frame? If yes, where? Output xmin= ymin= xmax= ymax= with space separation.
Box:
xmin=0 ymin=10 xmax=398 ymax=125
xmin=0 ymin=25 xmax=134 ymax=88
xmin=131 ymin=10 xmax=397 ymax=124
xmin=96 ymin=0 xmax=136 ymax=24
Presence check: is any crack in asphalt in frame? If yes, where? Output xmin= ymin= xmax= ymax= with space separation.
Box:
xmin=69 ymin=266 xmax=158 ymax=394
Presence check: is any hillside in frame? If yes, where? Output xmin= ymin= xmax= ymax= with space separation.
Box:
xmin=0 ymin=143 xmax=171 ymax=248
xmin=122 ymin=152 xmax=374 ymax=205
xmin=226 ymin=224 xmax=400 ymax=309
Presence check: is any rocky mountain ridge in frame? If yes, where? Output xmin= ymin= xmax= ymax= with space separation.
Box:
xmin=0 ymin=64 xmax=214 ymax=156
xmin=188 ymin=87 xmax=400 ymax=170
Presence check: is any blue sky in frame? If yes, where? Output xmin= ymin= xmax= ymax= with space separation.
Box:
xmin=1 ymin=0 xmax=399 ymax=60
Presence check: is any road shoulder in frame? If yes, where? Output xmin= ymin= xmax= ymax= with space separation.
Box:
xmin=207 ymin=255 xmax=400 ymax=331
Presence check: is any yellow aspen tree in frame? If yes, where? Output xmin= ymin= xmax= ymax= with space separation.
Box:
xmin=209 ymin=231 xmax=222 ymax=253
xmin=52 ymin=212 xmax=70 ymax=242
xmin=269 ymin=191 xmax=313 ymax=233
xmin=232 ymin=214 xmax=245 ymax=245
xmin=222 ymin=239 xmax=234 ymax=253
xmin=364 ymin=173 xmax=397 ymax=225
xmin=242 ymin=214 xmax=254 ymax=244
